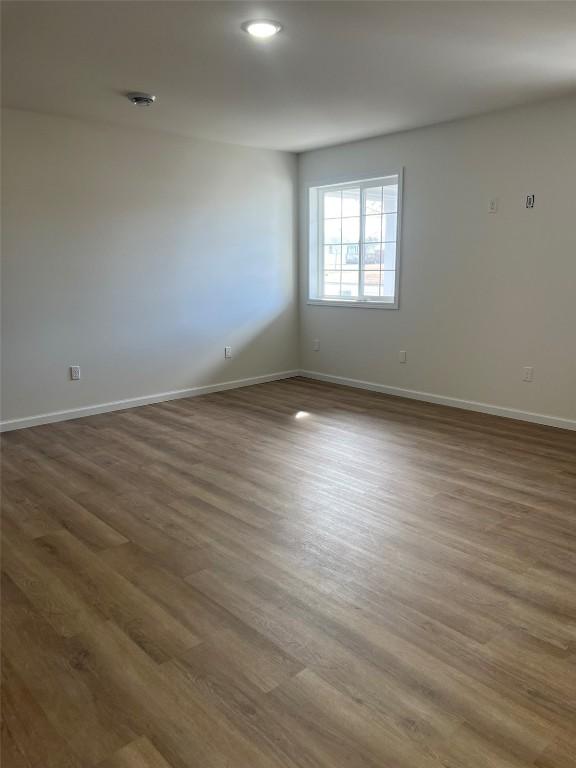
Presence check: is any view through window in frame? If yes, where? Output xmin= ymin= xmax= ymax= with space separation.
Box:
xmin=309 ymin=174 xmax=401 ymax=307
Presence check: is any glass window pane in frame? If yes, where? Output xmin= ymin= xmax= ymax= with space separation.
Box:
xmin=363 ymin=270 xmax=380 ymax=287
xmin=313 ymin=178 xmax=401 ymax=303
xmin=381 ymin=242 xmax=396 ymax=270
xmin=323 ymin=190 xmax=341 ymax=218
xmin=364 ymin=214 xmax=381 ymax=242
xmin=342 ymin=217 xmax=360 ymax=244
xmin=342 ymin=188 xmax=360 ymax=217
xmin=324 ymin=245 xmax=341 ymax=270
xmin=342 ymin=244 xmax=359 ymax=267
xmin=341 ymin=271 xmax=359 ymax=295
xmin=324 ymin=283 xmax=341 ymax=297
xmin=382 ymin=183 xmax=398 ymax=213
xmin=380 ymin=271 xmax=396 ymax=298
xmin=324 ymin=270 xmax=341 ymax=285
xmin=364 ymin=187 xmax=382 ymax=215
xmin=382 ymin=213 xmax=397 ymax=242
xmin=323 ymin=218 xmax=341 ymax=245
xmin=364 ymin=243 xmax=382 ymax=268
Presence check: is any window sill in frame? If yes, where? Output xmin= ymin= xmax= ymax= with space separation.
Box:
xmin=307 ymin=298 xmax=399 ymax=310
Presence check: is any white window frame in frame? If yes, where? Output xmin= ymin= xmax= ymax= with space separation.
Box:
xmin=307 ymin=170 xmax=403 ymax=309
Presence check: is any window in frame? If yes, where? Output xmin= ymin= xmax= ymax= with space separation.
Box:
xmin=308 ymin=173 xmax=402 ymax=308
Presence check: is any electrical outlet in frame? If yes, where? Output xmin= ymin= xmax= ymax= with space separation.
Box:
xmin=488 ymin=198 xmax=499 ymax=214
xmin=312 ymin=339 xmax=320 ymax=352
xmin=224 ymin=346 xmax=232 ymax=359
xmin=399 ymin=350 xmax=407 ymax=363
xmin=70 ymin=365 xmax=81 ymax=381
xmin=523 ymin=366 xmax=534 ymax=382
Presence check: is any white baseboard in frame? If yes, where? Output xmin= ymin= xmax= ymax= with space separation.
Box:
xmin=3 ymin=368 xmax=574 ymax=433
xmin=0 ymin=370 xmax=300 ymax=432
xmin=299 ymin=370 xmax=576 ymax=431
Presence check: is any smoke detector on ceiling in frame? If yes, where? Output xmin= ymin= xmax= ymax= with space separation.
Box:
xmin=126 ymin=92 xmax=156 ymax=107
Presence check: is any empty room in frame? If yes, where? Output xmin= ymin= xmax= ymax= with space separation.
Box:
xmin=2 ymin=1 xmax=576 ymax=767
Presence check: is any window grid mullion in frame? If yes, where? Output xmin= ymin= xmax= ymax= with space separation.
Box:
xmin=359 ymin=187 xmax=366 ymax=299
xmin=318 ymin=192 xmax=324 ymax=297
xmin=379 ymin=185 xmax=384 ymax=297
xmin=339 ymin=192 xmax=344 ymax=297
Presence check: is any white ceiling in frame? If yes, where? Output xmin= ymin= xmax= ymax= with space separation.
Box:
xmin=3 ymin=1 xmax=576 ymax=152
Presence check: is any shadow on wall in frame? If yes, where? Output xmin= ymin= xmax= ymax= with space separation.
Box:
xmin=171 ymin=301 xmax=299 ymax=392
xmin=0 ymin=108 xmax=299 ymax=423
xmin=0 ymin=300 xmax=299 ymax=426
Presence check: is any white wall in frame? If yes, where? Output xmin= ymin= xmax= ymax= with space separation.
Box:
xmin=3 ymin=99 xmax=575 ymax=430
xmin=299 ymin=97 xmax=576 ymax=424
xmin=1 ymin=109 xmax=298 ymax=425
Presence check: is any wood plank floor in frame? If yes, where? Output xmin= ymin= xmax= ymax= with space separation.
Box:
xmin=2 ymin=377 xmax=576 ymax=768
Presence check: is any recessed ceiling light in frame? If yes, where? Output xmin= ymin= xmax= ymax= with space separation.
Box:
xmin=242 ymin=20 xmax=282 ymax=39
